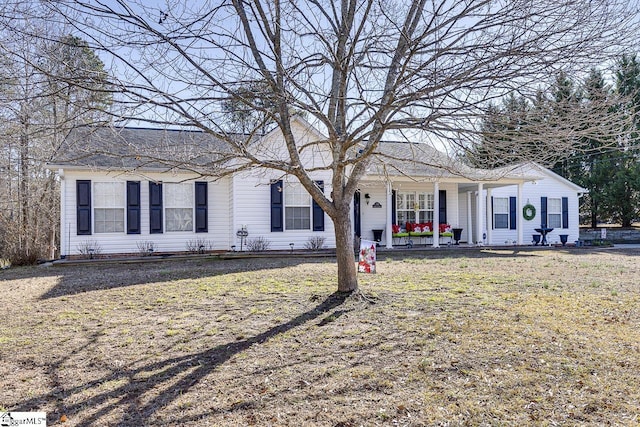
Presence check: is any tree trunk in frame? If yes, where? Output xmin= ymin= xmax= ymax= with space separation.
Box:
xmin=333 ymin=204 xmax=358 ymax=293
xmin=591 ymin=199 xmax=598 ymax=229
xmin=19 ymin=122 xmax=29 ymax=258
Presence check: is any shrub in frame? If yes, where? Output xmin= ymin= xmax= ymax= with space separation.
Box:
xmin=246 ymin=236 xmax=271 ymax=252
xmin=136 ymin=241 xmax=156 ymax=256
xmin=186 ymin=238 xmax=214 ymax=254
xmin=77 ymin=240 xmax=102 ymax=259
xmin=304 ymin=236 xmax=326 ymax=251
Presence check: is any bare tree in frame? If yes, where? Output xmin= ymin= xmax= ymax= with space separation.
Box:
xmin=0 ymin=5 xmax=111 ymax=263
xmin=6 ymin=0 xmax=637 ymax=289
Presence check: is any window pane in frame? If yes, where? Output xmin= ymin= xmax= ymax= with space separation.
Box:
xmin=548 ymin=198 xmax=561 ymax=213
xmin=419 ymin=211 xmax=433 ymax=223
xmin=494 ymin=213 xmax=509 ymax=229
xmin=94 ymin=182 xmax=124 ymax=207
xmin=397 ymin=211 xmax=416 ymax=225
xmin=406 ymin=193 xmax=415 ymax=207
xmin=165 ymin=183 xmax=194 ymax=208
xmin=494 ymin=197 xmax=509 ymax=213
xmin=285 ymin=182 xmax=310 ymax=206
xmin=548 ymin=214 xmax=561 ymax=228
xmin=166 ymin=208 xmax=194 ymax=231
xmin=285 ymin=207 xmax=310 ymax=230
xmin=94 ymin=208 xmax=124 ymax=233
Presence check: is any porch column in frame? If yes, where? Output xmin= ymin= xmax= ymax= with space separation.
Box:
xmin=517 ymin=183 xmax=524 ymax=245
xmin=385 ymin=181 xmax=393 ymax=248
xmin=476 ymin=183 xmax=484 ymax=245
xmin=466 ymin=191 xmax=473 ymax=245
xmin=486 ymin=187 xmax=493 ymax=245
xmin=433 ymin=181 xmax=440 ymax=247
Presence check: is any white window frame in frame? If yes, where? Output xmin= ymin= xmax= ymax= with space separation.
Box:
xmin=164 ymin=182 xmax=194 ymax=232
xmin=493 ymin=197 xmax=510 ymax=229
xmin=93 ymin=182 xmax=125 ymax=233
xmin=397 ymin=192 xmax=435 ymax=225
xmin=417 ymin=193 xmax=434 ymax=223
xmin=284 ymin=181 xmax=311 ymax=230
xmin=396 ymin=192 xmax=416 ymax=225
xmin=548 ymin=198 xmax=562 ymax=229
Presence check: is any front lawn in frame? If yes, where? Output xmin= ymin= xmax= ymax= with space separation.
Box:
xmin=1 ymin=248 xmax=639 ymax=426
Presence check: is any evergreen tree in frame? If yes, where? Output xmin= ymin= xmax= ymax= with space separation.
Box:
xmin=605 ymin=54 xmax=640 ymax=227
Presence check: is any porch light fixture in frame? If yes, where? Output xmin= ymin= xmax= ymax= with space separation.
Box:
xmin=364 ymin=193 xmax=371 ymax=205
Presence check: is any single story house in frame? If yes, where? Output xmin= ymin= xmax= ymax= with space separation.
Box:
xmin=48 ymin=117 xmax=587 ymax=258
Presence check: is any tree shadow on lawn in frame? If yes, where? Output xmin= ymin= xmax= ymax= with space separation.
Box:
xmin=13 ymin=291 xmax=352 ymax=425
xmin=5 ymin=246 xmax=625 ymax=300
xmin=35 ymin=256 xmax=330 ymax=300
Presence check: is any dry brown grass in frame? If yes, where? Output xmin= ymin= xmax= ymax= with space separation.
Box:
xmin=1 ymin=247 xmax=639 ymax=426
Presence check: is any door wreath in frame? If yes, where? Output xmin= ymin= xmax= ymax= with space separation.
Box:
xmin=522 ymin=203 xmax=536 ymax=221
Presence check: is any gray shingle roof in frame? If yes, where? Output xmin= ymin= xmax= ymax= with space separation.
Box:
xmin=50 ymin=126 xmax=233 ymax=171
xmin=371 ymin=141 xmax=474 ymax=178
xmin=50 ymin=126 xmax=530 ymax=182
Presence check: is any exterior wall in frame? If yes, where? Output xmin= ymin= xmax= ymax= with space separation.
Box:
xmin=60 ymin=170 xmax=231 ymax=257
xmin=358 ymin=183 xmax=388 ymax=245
xmin=489 ymin=178 xmax=582 ymax=245
xmin=230 ymin=169 xmax=336 ymax=250
xmin=224 ymin=119 xmax=336 ymax=251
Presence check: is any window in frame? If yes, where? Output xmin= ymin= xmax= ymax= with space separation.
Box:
xmin=165 ymin=183 xmax=193 ymax=231
xmin=397 ymin=192 xmax=435 ymax=225
xmin=493 ymin=197 xmax=509 ymax=229
xmin=548 ymin=198 xmax=562 ymax=228
xmin=94 ymin=182 xmax=125 ymax=233
xmin=418 ymin=193 xmax=434 ymax=223
xmin=396 ymin=192 xmax=416 ymax=225
xmin=285 ymin=182 xmax=311 ymax=230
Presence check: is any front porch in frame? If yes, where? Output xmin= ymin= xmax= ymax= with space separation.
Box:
xmin=354 ymin=178 xmax=527 ymax=249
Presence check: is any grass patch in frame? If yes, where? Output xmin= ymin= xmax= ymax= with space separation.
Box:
xmin=0 ymin=249 xmax=639 ymax=425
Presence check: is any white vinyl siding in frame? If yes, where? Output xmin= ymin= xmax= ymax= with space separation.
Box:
xmin=548 ymin=198 xmax=562 ymax=228
xmin=94 ymin=182 xmax=125 ymax=233
xmin=285 ymin=182 xmax=311 ymax=230
xmin=165 ymin=183 xmax=194 ymax=232
xmin=494 ymin=197 xmax=509 ymax=229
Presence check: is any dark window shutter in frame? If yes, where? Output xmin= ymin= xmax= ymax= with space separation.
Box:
xmin=439 ymin=190 xmax=447 ymax=224
xmin=509 ymin=197 xmax=517 ymax=230
xmin=312 ymin=180 xmax=325 ymax=231
xmin=270 ymin=180 xmax=283 ymax=232
xmin=391 ymin=190 xmax=396 ymax=224
xmin=540 ymin=197 xmax=548 ymax=228
xmin=562 ymin=197 xmax=569 ymax=229
xmin=76 ymin=180 xmax=91 ymax=235
xmin=126 ymin=181 xmax=141 ymax=234
xmin=195 ymin=182 xmax=208 ymax=233
xmin=353 ymin=191 xmax=361 ymax=237
xmin=149 ymin=182 xmax=163 ymax=234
